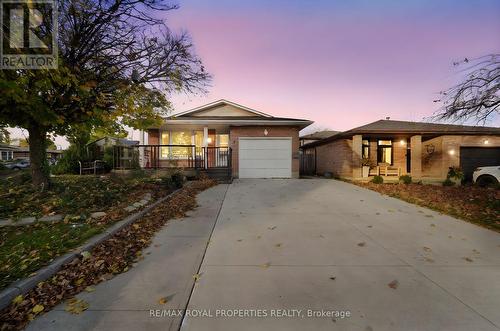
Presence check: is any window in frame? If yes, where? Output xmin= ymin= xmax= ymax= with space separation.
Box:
xmin=362 ymin=139 xmax=370 ymax=159
xmin=194 ymin=131 xmax=204 ymax=147
xmin=1 ymin=151 xmax=13 ymax=161
xmin=377 ymin=140 xmax=392 ymax=164
xmin=171 ymin=131 xmax=192 ymax=157
xmin=161 ymin=132 xmax=170 ymax=158
xmin=217 ymin=134 xmax=229 ymax=147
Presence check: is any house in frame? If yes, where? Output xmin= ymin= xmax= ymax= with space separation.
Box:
xmin=0 ymin=144 xmax=63 ymax=162
xmin=300 ymin=119 xmax=500 ymax=182
xmin=299 ymin=130 xmax=339 ymax=147
xmin=0 ymin=144 xmax=16 ymax=161
xmin=12 ymin=147 xmax=64 ymax=161
xmin=140 ymin=99 xmax=313 ymax=178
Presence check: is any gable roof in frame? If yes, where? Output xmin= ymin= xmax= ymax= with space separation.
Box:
xmin=347 ymin=120 xmax=500 ymax=134
xmin=173 ymin=99 xmax=273 ymax=118
xmin=300 ymin=130 xmax=339 ymax=140
xmin=302 ymin=119 xmax=500 ymax=148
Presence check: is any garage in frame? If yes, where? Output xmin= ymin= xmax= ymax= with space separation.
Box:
xmin=460 ymin=147 xmax=500 ymax=182
xmin=239 ymin=138 xmax=292 ymax=178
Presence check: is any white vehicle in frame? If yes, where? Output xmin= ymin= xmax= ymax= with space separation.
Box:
xmin=472 ymin=166 xmax=500 ymax=187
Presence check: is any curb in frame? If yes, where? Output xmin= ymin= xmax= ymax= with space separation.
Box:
xmin=0 ymin=189 xmax=180 ymax=311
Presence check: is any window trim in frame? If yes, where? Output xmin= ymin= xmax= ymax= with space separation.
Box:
xmin=362 ymin=138 xmax=370 ymax=159
xmin=377 ymin=139 xmax=393 ymax=165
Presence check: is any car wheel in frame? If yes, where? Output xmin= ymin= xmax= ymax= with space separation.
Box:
xmin=12 ymin=167 xmax=20 ymax=171
xmin=476 ymin=175 xmax=499 ymax=188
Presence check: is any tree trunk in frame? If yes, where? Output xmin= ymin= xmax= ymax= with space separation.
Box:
xmin=27 ymin=125 xmax=50 ymax=189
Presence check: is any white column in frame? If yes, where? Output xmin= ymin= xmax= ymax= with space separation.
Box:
xmin=203 ymin=126 xmax=208 ymax=168
xmin=139 ymin=130 xmax=145 ymax=167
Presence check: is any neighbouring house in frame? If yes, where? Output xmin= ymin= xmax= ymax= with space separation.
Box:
xmin=300 ymin=119 xmax=500 ymax=182
xmin=117 ymin=99 xmax=313 ymax=179
xmin=299 ymin=130 xmax=339 ymax=146
xmin=0 ymin=144 xmax=63 ymax=162
xmin=0 ymin=144 xmax=16 ymax=161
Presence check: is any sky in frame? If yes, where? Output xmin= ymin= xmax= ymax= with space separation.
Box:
xmin=165 ymin=0 xmax=500 ymax=133
xmin=8 ymin=0 xmax=500 ymax=147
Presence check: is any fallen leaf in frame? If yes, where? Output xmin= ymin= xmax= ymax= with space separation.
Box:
xmin=84 ymin=286 xmax=95 ymax=292
xmin=193 ymin=273 xmax=201 ymax=282
xmin=268 ymin=226 xmax=277 ymax=230
xmin=32 ymin=304 xmax=44 ymax=314
xmin=388 ymin=280 xmax=399 ymax=289
xmin=81 ymin=251 xmax=91 ymax=260
xmin=275 ymin=243 xmax=282 ymax=248
xmin=65 ymin=298 xmax=89 ymax=314
xmin=357 ymin=242 xmax=366 ymax=247
xmin=463 ymin=257 xmax=473 ymax=262
xmin=260 ymin=262 xmax=271 ymax=269
xmin=329 ymin=276 xmax=336 ymax=280
xmin=12 ymin=295 xmax=23 ymax=305
xmin=159 ymin=297 xmax=168 ymax=305
xmin=423 ymin=247 xmax=432 ymax=252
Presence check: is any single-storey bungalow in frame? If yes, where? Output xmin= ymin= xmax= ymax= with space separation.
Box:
xmin=0 ymin=144 xmax=63 ymax=162
xmin=300 ymin=119 xmax=500 ymax=182
xmin=133 ymin=99 xmax=312 ymax=179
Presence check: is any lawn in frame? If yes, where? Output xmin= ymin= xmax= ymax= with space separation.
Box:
xmin=0 ymin=172 xmax=173 ymax=219
xmin=356 ymin=182 xmax=500 ymax=232
xmin=0 ymin=172 xmax=180 ymax=290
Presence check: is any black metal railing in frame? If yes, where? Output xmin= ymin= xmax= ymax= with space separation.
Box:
xmin=113 ymin=145 xmax=232 ymax=170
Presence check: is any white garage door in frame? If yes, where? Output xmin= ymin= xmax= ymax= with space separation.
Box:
xmin=239 ymin=138 xmax=292 ymax=178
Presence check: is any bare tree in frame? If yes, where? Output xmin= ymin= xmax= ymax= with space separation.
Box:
xmin=434 ymin=54 xmax=499 ymax=124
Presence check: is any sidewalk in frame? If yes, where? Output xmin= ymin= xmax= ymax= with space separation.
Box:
xmin=26 ymin=184 xmax=228 ymax=331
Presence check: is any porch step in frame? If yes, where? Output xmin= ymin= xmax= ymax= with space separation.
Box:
xmin=199 ymin=168 xmax=233 ymax=183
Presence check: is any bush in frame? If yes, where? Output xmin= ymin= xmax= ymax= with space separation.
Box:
xmin=442 ymin=178 xmax=455 ymax=186
xmin=399 ymin=175 xmax=412 ymax=184
xmin=447 ymin=166 xmax=464 ymax=181
xmin=371 ymin=175 xmax=384 ymax=184
xmin=51 ymin=146 xmax=84 ymax=175
xmin=171 ymin=171 xmax=185 ymax=188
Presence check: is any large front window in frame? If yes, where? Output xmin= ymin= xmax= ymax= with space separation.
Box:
xmin=377 ymin=139 xmax=392 ymax=164
xmin=217 ymin=134 xmax=229 ymax=147
xmin=161 ymin=132 xmax=170 ymax=158
xmin=171 ymin=131 xmax=191 ymax=157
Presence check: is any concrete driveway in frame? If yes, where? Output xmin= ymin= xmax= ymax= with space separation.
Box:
xmin=181 ymin=179 xmax=500 ymax=331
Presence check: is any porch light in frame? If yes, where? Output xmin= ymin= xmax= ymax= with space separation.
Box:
xmin=484 ymin=139 xmax=489 ymax=145
xmin=400 ymin=140 xmax=405 ymax=146
xmin=448 ymin=149 xmax=455 ymax=155
xmin=207 ymin=137 xmax=212 ymax=144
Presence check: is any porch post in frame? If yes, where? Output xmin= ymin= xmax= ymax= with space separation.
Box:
xmin=139 ymin=130 xmax=145 ymax=168
xmin=410 ymin=135 xmax=422 ymax=179
xmin=203 ymin=126 xmax=208 ymax=169
xmin=352 ymin=134 xmax=362 ymax=178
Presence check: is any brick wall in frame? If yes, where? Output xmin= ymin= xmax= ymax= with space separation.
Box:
xmin=229 ymin=126 xmax=300 ymax=178
xmin=313 ymin=138 xmax=353 ymax=178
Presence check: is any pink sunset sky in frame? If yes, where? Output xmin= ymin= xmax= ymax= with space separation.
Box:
xmin=166 ymin=0 xmax=500 ymax=133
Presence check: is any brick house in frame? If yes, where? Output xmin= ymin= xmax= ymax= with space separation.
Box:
xmin=133 ymin=100 xmax=312 ymax=179
xmin=300 ymin=120 xmax=500 ymax=182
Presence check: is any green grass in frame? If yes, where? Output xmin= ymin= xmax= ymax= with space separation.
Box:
xmin=0 ymin=221 xmax=106 ymax=289
xmin=0 ymin=174 xmax=142 ymax=219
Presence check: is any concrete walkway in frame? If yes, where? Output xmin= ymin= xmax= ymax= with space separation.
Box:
xmin=27 ymin=184 xmax=228 ymax=331
xmin=181 ymin=179 xmax=500 ymax=331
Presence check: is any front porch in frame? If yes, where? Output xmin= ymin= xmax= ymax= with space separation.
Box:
xmin=352 ymin=134 xmax=423 ymax=180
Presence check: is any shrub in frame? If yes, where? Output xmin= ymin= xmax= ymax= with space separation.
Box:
xmin=371 ymin=175 xmax=384 ymax=184
xmin=442 ymin=178 xmax=455 ymax=186
xmin=399 ymin=175 xmax=412 ymax=184
xmin=447 ymin=166 xmax=464 ymax=181
xmin=51 ymin=146 xmax=84 ymax=175
xmin=171 ymin=171 xmax=185 ymax=188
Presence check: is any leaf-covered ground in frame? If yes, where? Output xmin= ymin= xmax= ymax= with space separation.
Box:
xmin=0 ymin=173 xmax=178 ymax=290
xmin=0 ymin=178 xmax=216 ymax=331
xmin=356 ymin=182 xmax=500 ymax=232
xmin=0 ymin=173 xmax=168 ymax=219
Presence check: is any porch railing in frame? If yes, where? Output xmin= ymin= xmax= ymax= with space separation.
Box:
xmin=113 ymin=145 xmax=232 ymax=170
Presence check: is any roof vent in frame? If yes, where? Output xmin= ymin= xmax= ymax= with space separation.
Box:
xmin=385 ymin=117 xmax=391 ymax=120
